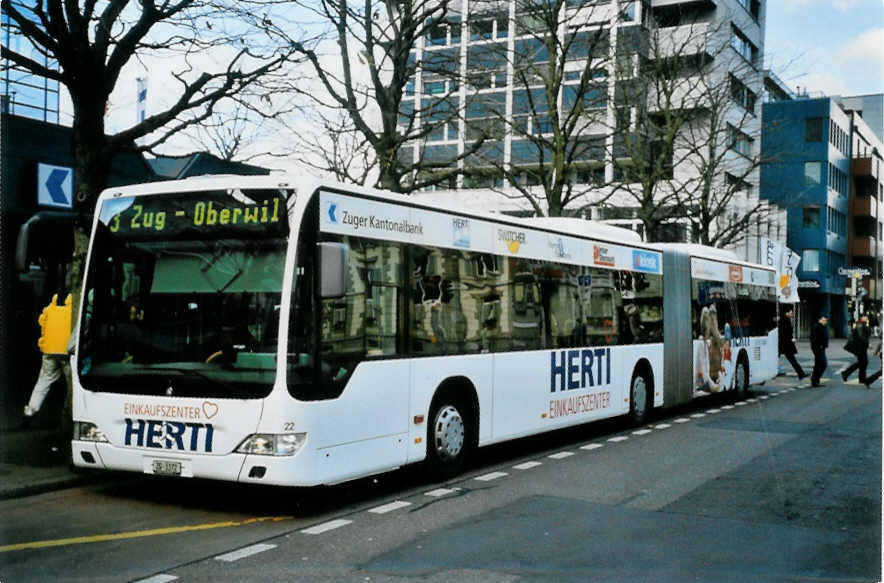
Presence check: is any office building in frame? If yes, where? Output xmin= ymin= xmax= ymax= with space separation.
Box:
xmin=760 ymin=96 xmax=883 ymax=336
xmin=403 ymin=0 xmax=785 ymax=259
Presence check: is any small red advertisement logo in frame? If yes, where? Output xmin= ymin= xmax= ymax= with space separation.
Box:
xmin=729 ymin=265 xmax=743 ymax=282
xmin=593 ymin=245 xmax=615 ymax=267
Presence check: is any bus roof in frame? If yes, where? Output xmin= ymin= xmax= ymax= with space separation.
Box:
xmin=97 ymin=174 xmax=652 ymax=251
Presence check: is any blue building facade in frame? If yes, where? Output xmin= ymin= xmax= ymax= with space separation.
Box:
xmin=761 ymin=97 xmax=851 ymax=336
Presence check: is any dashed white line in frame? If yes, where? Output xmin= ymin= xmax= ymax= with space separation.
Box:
xmin=580 ymin=443 xmax=604 ymax=451
xmin=632 ymin=429 xmax=652 ymax=436
xmin=690 ymin=413 xmax=706 ymax=419
xmin=721 ymin=405 xmax=735 ymax=409
xmin=607 ymin=436 xmax=629 ymax=443
xmin=654 ymin=423 xmax=671 ymax=430
xmin=747 ymin=398 xmax=758 ymax=402
xmin=549 ymin=451 xmax=574 ymax=459
xmin=475 ymin=471 xmax=508 ymax=482
xmin=215 ymin=543 xmax=276 ymax=562
xmin=759 ymin=396 xmax=770 ymax=400
xmin=134 ymin=576 xmax=178 ymax=583
xmin=424 ymin=487 xmax=460 ymax=497
xmin=513 ymin=461 xmax=543 ymax=470
xmin=368 ymin=501 xmax=411 ymax=514
xmin=706 ymin=409 xmax=721 ymax=414
xmin=674 ymin=418 xmax=691 ymax=424
xmin=735 ymin=401 xmax=747 ymax=406
xmin=301 ymin=519 xmax=353 ymax=535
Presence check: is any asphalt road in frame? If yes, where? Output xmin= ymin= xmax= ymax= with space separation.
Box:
xmin=0 ymin=373 xmax=880 ymax=583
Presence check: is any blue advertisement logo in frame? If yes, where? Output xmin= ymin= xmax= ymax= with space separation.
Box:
xmin=453 ymin=218 xmax=470 ymax=248
xmin=632 ymin=250 xmax=660 ymax=273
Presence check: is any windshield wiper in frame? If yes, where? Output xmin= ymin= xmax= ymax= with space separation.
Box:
xmin=145 ymin=366 xmax=241 ymax=395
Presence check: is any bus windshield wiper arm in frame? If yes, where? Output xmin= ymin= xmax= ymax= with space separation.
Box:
xmin=148 ymin=366 xmax=239 ymax=394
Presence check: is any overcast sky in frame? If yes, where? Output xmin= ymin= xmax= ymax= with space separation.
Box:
xmin=765 ymin=0 xmax=884 ymax=97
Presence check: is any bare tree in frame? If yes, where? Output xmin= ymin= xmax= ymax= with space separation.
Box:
xmin=458 ymin=0 xmax=613 ymax=216
xmin=1 ymin=0 xmax=303 ymax=297
xmin=2 ymin=0 xmax=304 ymax=441
xmin=604 ymin=5 xmax=771 ymax=246
xmin=184 ymin=97 xmax=292 ymax=163
xmin=286 ymin=0 xmax=485 ymax=193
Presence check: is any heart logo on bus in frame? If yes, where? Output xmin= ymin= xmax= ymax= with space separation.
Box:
xmin=202 ymin=401 xmax=219 ymax=419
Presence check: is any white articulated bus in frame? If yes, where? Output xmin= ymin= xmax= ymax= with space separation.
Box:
xmin=71 ymin=176 xmax=778 ymax=486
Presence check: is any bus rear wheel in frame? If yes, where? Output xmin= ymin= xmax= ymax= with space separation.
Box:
xmin=426 ymin=395 xmax=469 ymax=480
xmin=733 ymin=356 xmax=749 ymax=399
xmin=629 ymin=368 xmax=652 ymax=426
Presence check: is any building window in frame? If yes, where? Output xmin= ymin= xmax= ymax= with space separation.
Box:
xmin=729 ymin=75 xmax=757 ymax=114
xmin=805 ymin=118 xmax=823 ymax=141
xmin=801 ymin=249 xmax=820 ymax=272
xmin=730 ymin=25 xmax=758 ymax=64
xmin=736 ymin=0 xmax=761 ymax=20
xmin=804 ymin=161 xmax=822 ymax=186
xmin=802 ymin=207 xmax=820 ymax=228
xmin=728 ymin=124 xmax=753 ymax=157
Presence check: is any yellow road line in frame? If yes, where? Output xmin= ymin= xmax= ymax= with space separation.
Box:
xmin=0 ymin=516 xmax=292 ymax=553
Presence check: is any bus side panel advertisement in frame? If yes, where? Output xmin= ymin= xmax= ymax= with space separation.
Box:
xmin=319 ymin=192 xmax=661 ymax=274
xmin=490 ymin=344 xmax=663 ymax=442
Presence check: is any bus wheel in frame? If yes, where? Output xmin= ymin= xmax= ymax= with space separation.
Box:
xmin=734 ymin=356 xmax=749 ymax=399
xmin=426 ymin=395 xmax=469 ymax=480
xmin=629 ymin=367 xmax=652 ymax=426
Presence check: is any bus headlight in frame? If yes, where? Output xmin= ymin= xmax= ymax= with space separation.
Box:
xmin=74 ymin=421 xmax=108 ymax=442
xmin=236 ymin=433 xmax=307 ymax=456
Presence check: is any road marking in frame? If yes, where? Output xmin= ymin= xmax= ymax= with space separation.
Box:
xmin=721 ymin=405 xmax=734 ymax=410
xmin=475 ymin=471 xmax=508 ymax=481
xmin=215 ymin=543 xmax=276 ymax=562
xmin=735 ymin=401 xmax=748 ymax=406
xmin=706 ymin=409 xmax=721 ymax=414
xmin=759 ymin=396 xmax=770 ymax=400
xmin=580 ymin=443 xmax=603 ymax=451
xmin=134 ymin=576 xmax=178 ymax=583
xmin=549 ymin=451 xmax=574 ymax=459
xmin=674 ymin=418 xmax=690 ymax=424
xmin=632 ymin=429 xmax=652 ymax=435
xmin=654 ymin=423 xmax=671 ymax=429
xmin=424 ymin=487 xmax=460 ymax=497
xmin=0 ymin=516 xmax=291 ymax=553
xmin=368 ymin=501 xmax=412 ymax=514
xmin=514 ymin=461 xmax=542 ymax=470
xmin=690 ymin=413 xmax=706 ymax=419
xmin=301 ymin=519 xmax=352 ymax=535
xmin=747 ymin=398 xmax=758 ymax=402
xmin=607 ymin=436 xmax=629 ymax=443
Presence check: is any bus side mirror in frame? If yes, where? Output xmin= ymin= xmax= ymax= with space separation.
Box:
xmin=319 ymin=242 xmax=349 ymax=298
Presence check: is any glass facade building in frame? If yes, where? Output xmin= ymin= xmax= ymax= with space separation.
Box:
xmin=1 ymin=3 xmax=60 ymax=123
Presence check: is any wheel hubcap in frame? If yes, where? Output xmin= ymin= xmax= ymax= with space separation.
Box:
xmin=736 ymin=364 xmax=746 ymax=392
xmin=632 ymin=376 xmax=647 ymax=417
xmin=433 ymin=405 xmax=465 ymax=460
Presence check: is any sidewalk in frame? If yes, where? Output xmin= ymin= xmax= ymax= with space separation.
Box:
xmin=0 ymin=339 xmax=879 ymax=501
xmin=0 ymin=381 xmax=103 ymax=500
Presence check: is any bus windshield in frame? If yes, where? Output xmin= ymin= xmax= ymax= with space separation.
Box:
xmin=77 ymin=188 xmax=292 ymax=399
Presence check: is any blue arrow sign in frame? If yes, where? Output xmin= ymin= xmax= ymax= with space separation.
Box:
xmin=46 ymin=168 xmax=70 ymax=204
xmin=37 ymin=163 xmax=73 ymax=208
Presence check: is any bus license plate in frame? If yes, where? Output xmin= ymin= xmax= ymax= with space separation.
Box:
xmin=151 ymin=459 xmax=182 ymax=476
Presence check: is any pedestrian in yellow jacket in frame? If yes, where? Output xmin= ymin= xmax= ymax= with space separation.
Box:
xmin=22 ymin=294 xmax=73 ymax=428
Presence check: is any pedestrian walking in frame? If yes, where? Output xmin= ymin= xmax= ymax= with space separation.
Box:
xmin=810 ymin=314 xmax=829 ymax=387
xmin=778 ymin=308 xmax=806 ymax=381
xmin=22 ymin=293 xmax=73 ymax=428
xmin=842 ymin=315 xmax=872 ymax=388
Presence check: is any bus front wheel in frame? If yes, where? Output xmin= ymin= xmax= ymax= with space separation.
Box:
xmin=426 ymin=394 xmax=470 ymax=480
xmin=629 ymin=367 xmax=652 ymax=426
